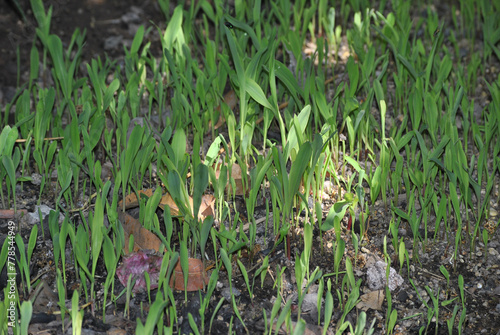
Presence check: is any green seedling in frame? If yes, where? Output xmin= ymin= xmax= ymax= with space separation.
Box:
xmin=220 ymin=248 xmax=248 ymax=334
xmin=1 ymin=126 xmax=30 ymax=210
xmin=482 ymin=229 xmax=489 ymax=262
xmin=188 ymin=313 xmax=201 ymax=335
xmin=269 ymin=141 xmax=312 ymax=258
xmin=388 ymin=309 xmax=398 ymax=335
xmin=352 ymin=311 xmax=376 ymax=335
xmin=351 ymin=230 xmax=359 ymax=266
xmin=245 ymin=154 xmax=273 ymax=255
xmin=237 ymin=259 xmax=252 ymax=302
xmin=323 ymin=279 xmax=333 ymax=335
xmin=14 ymin=234 xmax=31 ymax=294
xmin=90 ymin=183 xmax=111 ymax=302
xmin=198 ymin=270 xmax=218 ymax=333
xmin=385 ymin=286 xmax=395 ymax=334
xmin=275 ymin=297 xmax=293 ymax=335
xmin=70 ymin=290 xmax=83 ymax=335
xmin=179 ymin=239 xmax=189 ymax=301
xmin=209 ymin=297 xmax=225 ymax=334
xmin=56 ymin=268 xmax=67 ymax=331
xmin=446 ymin=305 xmax=460 ymax=335
xmin=334 ymin=238 xmax=345 ymax=284
xmin=424 ymin=286 xmax=440 ymax=335
xmin=337 ymin=278 xmax=361 ymax=333
xmin=120 ymin=125 xmax=144 ymax=211
xmin=398 ymin=238 xmax=406 ymax=274
xmin=19 ymin=299 xmax=32 ymax=335
xmin=135 ymin=293 xmax=169 ymax=334
xmin=440 ymin=265 xmax=450 ymax=293
xmin=102 ymin=234 xmax=118 ymax=320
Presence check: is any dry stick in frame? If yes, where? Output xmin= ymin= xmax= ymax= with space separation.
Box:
xmin=236 ymin=214 xmax=271 ymax=234
xmin=68 ymin=192 xmax=98 ymax=213
xmin=0 ymin=209 xmax=28 ymax=219
xmin=15 ymin=136 xmax=64 ymax=143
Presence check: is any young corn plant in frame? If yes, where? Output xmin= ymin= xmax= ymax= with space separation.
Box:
xmin=269 ymin=141 xmax=312 ymax=258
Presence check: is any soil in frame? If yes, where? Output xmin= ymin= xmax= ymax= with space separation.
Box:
xmin=1 ymin=0 xmax=500 ymax=334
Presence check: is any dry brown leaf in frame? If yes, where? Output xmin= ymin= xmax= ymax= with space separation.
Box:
xmin=0 ymin=209 xmax=28 ymax=219
xmin=356 ymin=289 xmax=385 ymax=311
xmin=118 ymin=190 xmax=215 ymax=254
xmin=118 ymin=210 xmax=162 ymax=254
xmin=120 ymin=189 xmax=214 ymax=220
xmin=169 ymin=258 xmax=210 ymax=291
xmin=118 ymin=189 xmax=155 ymax=209
xmin=199 ymin=194 xmax=215 ymax=220
xmin=30 ymin=280 xmax=59 ymax=314
xmin=158 ymin=192 xmax=192 ymax=217
xmin=214 ymin=163 xmax=249 ymax=196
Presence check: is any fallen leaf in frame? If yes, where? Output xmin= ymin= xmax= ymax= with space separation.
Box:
xmin=118 ymin=190 xmax=215 ymax=254
xmin=118 ymin=189 xmax=154 ymax=210
xmin=103 ymin=315 xmax=136 ymax=334
xmin=30 ymin=281 xmax=59 ymax=314
xmin=118 ymin=210 xmax=162 ymax=253
xmin=199 ymin=194 xmax=215 ymax=219
xmin=214 ymin=163 xmax=249 ymax=196
xmin=169 ymin=258 xmax=209 ymax=291
xmin=356 ymin=289 xmax=385 ymax=311
xmin=0 ymin=209 xmax=28 ymax=219
xmin=116 ymin=249 xmax=163 ymax=293
xmin=158 ymin=192 xmax=189 ymax=216
xmin=119 ymin=189 xmax=215 ymax=220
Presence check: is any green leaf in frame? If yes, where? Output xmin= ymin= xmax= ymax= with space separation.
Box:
xmin=273 ymin=60 xmax=304 ymax=104
xmin=193 ymin=163 xmax=209 ymax=221
xmin=91 ymin=194 xmax=105 ymax=279
xmin=27 ymin=225 xmax=38 ymax=262
xmin=286 ymin=142 xmax=312 ymax=215
xmin=180 ymin=240 xmax=189 ymax=294
xmin=397 ymin=53 xmax=419 ymax=81
xmin=200 ymin=216 xmax=213 ymax=260
xmin=20 ymin=300 xmax=33 ymax=335
xmin=245 ymin=77 xmax=274 ymax=111
xmin=223 ymin=15 xmax=261 ymax=50
xmin=220 ymin=248 xmax=232 ymax=278
xmin=131 ymin=25 xmax=144 ymax=55
xmin=285 ymin=105 xmax=311 ymax=160
xmin=171 ymin=128 xmax=186 ymax=170
xmin=163 ymin=6 xmax=184 ymax=52
xmin=322 ymin=200 xmax=351 ymax=231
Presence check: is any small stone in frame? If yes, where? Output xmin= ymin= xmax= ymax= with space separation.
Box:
xmin=31 ymin=173 xmax=42 ymax=186
xmin=104 ymin=36 xmax=123 ymax=51
xmin=489 ymin=208 xmax=498 ymax=217
xmin=221 ymin=287 xmax=240 ymax=301
xmin=26 ymin=205 xmax=64 ymax=225
xmin=366 ymin=261 xmax=404 ymax=291
xmin=301 ymin=293 xmax=321 ymax=323
xmin=397 ymin=290 xmax=409 ymax=302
